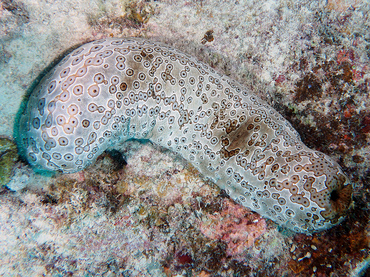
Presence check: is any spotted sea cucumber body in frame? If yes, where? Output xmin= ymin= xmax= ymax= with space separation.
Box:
xmin=18 ymin=38 xmax=353 ymax=233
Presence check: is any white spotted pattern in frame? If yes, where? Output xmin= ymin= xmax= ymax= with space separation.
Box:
xmin=18 ymin=38 xmax=353 ymax=233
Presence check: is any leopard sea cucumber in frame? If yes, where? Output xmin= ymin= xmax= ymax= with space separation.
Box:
xmin=17 ymin=38 xmax=353 ymax=233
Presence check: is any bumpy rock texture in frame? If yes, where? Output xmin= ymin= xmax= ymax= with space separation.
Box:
xmin=0 ymin=137 xmax=18 ymax=186
xmin=17 ymin=38 xmax=353 ymax=233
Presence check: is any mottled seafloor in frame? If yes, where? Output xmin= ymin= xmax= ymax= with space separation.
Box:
xmin=0 ymin=0 xmax=369 ymax=276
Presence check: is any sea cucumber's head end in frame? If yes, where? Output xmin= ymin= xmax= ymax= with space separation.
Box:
xmin=319 ymin=172 xmax=353 ymax=227
xmin=283 ymin=152 xmax=354 ymax=235
xmin=300 ymin=169 xmax=353 ymax=235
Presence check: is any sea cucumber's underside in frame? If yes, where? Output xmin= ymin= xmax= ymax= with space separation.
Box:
xmin=17 ymin=38 xmax=353 ymax=233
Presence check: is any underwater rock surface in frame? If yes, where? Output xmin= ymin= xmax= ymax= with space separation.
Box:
xmin=0 ymin=0 xmax=369 ymax=276
xmin=0 ymin=137 xmax=18 ymax=186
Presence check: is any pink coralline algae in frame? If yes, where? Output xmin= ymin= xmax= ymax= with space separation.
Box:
xmin=200 ymin=199 xmax=266 ymax=256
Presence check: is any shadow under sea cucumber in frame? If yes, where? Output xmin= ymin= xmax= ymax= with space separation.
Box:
xmin=16 ymin=37 xmax=353 ymax=234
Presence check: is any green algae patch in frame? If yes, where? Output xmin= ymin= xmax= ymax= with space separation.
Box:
xmin=0 ymin=137 xmax=19 ymax=186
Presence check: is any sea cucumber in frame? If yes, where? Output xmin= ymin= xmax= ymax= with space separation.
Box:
xmin=17 ymin=38 xmax=353 ymax=233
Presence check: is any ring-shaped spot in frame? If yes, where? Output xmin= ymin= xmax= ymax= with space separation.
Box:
xmin=52 ymin=152 xmax=62 ymax=160
xmin=76 ymin=66 xmax=87 ymax=77
xmin=90 ymin=45 xmax=103 ymax=52
xmin=64 ymin=153 xmax=74 ymax=161
xmin=133 ymin=81 xmax=140 ymax=89
xmin=93 ymin=57 xmax=104 ymax=66
xmin=48 ymin=81 xmax=56 ymax=93
xmin=107 ymin=99 xmax=115 ymax=109
xmin=32 ymin=117 xmax=40 ymax=129
xmin=109 ymin=85 xmax=117 ymax=94
xmin=67 ymin=104 xmax=79 ymax=116
xmin=59 ymin=90 xmax=70 ymax=102
xmin=45 ymin=114 xmax=53 ymax=128
xmin=111 ymin=40 xmax=124 ymax=45
xmin=51 ymin=127 xmax=58 ymax=136
xmin=111 ymin=76 xmax=119 ymax=85
xmin=75 ymin=147 xmax=83 ymax=155
xmin=133 ymin=55 xmax=142 ymax=62
xmin=68 ymin=117 xmax=78 ymax=127
xmin=116 ymin=62 xmax=125 ymax=70
xmin=104 ymin=50 xmax=113 ymax=57
xmin=63 ymin=124 xmax=74 ymax=134
xmin=84 ymin=58 xmax=94 ymax=66
xmin=60 ymin=67 xmax=70 ymax=78
xmin=58 ymin=137 xmax=69 ymax=146
xmin=72 ymin=56 xmax=83 ymax=66
xmin=73 ymin=85 xmax=83 ymax=96
xmin=87 ymin=103 xmax=98 ymax=112
xmin=138 ymin=72 xmax=146 ymax=81
xmin=273 ymin=205 xmax=282 ymax=212
xmin=94 ymin=73 xmax=105 ymax=84
xmin=42 ymin=152 xmax=51 ymax=160
xmin=88 ymin=84 xmax=100 ymax=97
xmin=56 ymin=115 xmax=66 ymax=125
xmin=278 ymin=198 xmax=286 ymax=205
xmin=116 ymin=92 xmax=123 ymax=100
xmin=116 ymin=56 xmax=125 ymax=62
xmin=126 ymin=68 xmax=134 ymax=76
xmin=120 ymin=82 xmax=128 ymax=91
xmin=97 ymin=106 xmax=105 ymax=113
